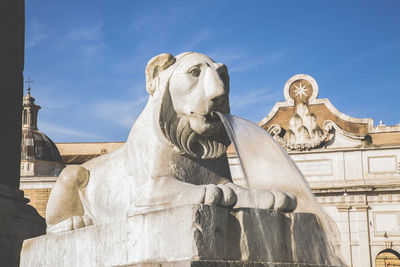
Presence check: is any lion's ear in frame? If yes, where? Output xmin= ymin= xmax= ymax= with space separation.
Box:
xmin=145 ymin=53 xmax=176 ymax=95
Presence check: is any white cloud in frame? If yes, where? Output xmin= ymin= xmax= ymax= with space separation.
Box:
xmin=180 ymin=29 xmax=212 ymax=51
xmin=65 ymin=20 xmax=105 ymax=65
xmin=26 ymin=18 xmax=48 ymax=48
xmin=92 ymin=95 xmax=148 ymax=127
xmin=207 ymin=48 xmax=245 ymax=65
xmin=333 ymin=41 xmax=400 ymax=71
xmin=230 ymin=89 xmax=280 ymax=110
xmin=81 ymin=42 xmax=106 ymax=64
xmin=25 ymin=82 xmax=75 ymax=110
xmin=130 ymin=11 xmax=181 ymax=50
xmin=66 ymin=21 xmax=103 ymax=41
xmin=228 ymin=89 xmax=283 ymax=122
xmin=131 ymin=12 xmax=179 ymax=35
xmin=208 ymin=48 xmax=285 ymax=72
xmin=230 ymin=50 xmax=286 ymax=72
xmin=39 ymin=121 xmax=103 ymax=140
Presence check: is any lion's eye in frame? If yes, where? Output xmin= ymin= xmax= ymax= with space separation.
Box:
xmin=188 ymin=67 xmax=201 ymax=77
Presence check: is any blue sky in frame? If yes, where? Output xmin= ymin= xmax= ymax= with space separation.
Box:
xmin=25 ymin=0 xmax=400 ymax=142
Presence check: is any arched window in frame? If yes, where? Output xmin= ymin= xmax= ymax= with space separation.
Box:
xmin=375 ymin=249 xmax=400 ymax=267
xmin=23 ymin=109 xmax=27 ymax=125
xmin=31 ymin=112 xmax=35 ymax=127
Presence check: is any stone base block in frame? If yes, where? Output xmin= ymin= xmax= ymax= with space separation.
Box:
xmin=20 ymin=205 xmax=344 ymax=267
xmin=121 ymin=260 xmax=340 ymax=267
xmin=0 ymin=184 xmax=46 ymax=267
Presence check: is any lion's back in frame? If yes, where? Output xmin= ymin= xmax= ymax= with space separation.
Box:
xmin=79 ymin=144 xmax=134 ymax=222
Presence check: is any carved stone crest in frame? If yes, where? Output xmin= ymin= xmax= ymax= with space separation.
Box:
xmin=268 ymin=75 xmax=332 ymax=150
xmin=264 ymin=74 xmax=368 ymax=151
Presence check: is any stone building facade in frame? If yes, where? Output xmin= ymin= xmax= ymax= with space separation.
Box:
xmin=20 ymin=76 xmax=400 ymax=267
xmin=229 ymin=74 xmax=400 ymax=267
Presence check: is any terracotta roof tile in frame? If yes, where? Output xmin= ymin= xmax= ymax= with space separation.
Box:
xmin=61 ymin=154 xmax=101 ymax=164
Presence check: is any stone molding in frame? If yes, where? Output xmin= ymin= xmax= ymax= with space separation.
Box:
xmin=317 ymin=192 xmax=400 ymax=206
xmin=372 ymin=124 xmax=400 ymax=133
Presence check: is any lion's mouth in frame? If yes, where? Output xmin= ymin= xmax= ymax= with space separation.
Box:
xmin=203 ymin=112 xmax=220 ymax=122
xmin=190 ymin=111 xmax=220 ymax=122
xmin=188 ymin=111 xmax=224 ymax=136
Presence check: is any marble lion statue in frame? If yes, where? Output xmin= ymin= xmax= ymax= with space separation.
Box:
xmin=46 ymin=52 xmax=297 ymax=233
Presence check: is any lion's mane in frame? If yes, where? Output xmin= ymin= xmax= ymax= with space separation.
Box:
xmin=159 ymin=88 xmax=230 ymax=160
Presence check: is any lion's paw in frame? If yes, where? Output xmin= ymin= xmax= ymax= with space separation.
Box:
xmin=251 ymin=189 xmax=275 ymax=210
xmin=233 ymin=187 xmax=297 ymax=212
xmin=271 ymin=189 xmax=297 ymax=212
xmin=47 ymin=215 xmax=93 ymax=234
xmin=203 ymin=184 xmax=237 ymax=208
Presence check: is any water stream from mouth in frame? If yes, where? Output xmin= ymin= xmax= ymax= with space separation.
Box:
xmin=216 ymin=112 xmax=342 ymax=262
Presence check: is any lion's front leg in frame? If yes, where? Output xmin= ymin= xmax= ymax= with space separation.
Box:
xmin=46 ymin=165 xmax=93 ymax=233
xmin=225 ymin=182 xmax=297 ymax=212
xmin=133 ymin=177 xmax=237 ymax=211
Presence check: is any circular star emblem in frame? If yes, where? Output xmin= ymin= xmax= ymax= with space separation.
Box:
xmin=293 ymin=82 xmax=310 ymax=99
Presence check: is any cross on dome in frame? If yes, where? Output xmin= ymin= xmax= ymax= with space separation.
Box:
xmin=25 ymin=77 xmax=34 ymax=93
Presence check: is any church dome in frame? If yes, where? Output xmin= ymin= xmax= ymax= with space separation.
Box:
xmin=21 ymin=127 xmax=63 ymax=163
xmin=20 ymin=85 xmax=64 ymax=177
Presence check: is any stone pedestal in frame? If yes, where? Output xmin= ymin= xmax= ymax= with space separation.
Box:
xmin=0 ymin=184 xmax=46 ymax=266
xmin=20 ymin=205 xmax=343 ymax=267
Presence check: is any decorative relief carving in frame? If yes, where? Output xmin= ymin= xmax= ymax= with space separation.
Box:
xmin=267 ymin=75 xmax=366 ymax=151
xmin=268 ymin=122 xmax=332 ymax=151
xmin=268 ymin=75 xmax=332 ymax=151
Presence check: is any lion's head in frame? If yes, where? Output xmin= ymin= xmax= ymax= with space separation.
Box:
xmin=145 ymin=52 xmax=231 ymax=159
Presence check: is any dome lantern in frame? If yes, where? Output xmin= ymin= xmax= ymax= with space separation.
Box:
xmin=20 ymin=80 xmax=64 ymax=177
xmin=22 ymin=83 xmax=41 ymax=130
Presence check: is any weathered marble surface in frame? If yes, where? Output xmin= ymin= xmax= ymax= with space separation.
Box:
xmin=21 ymin=205 xmax=343 ymax=267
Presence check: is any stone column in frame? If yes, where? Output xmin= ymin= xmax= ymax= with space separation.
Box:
xmin=0 ymin=1 xmax=46 ymax=266
xmin=1 ymin=0 xmax=24 ymax=188
xmin=353 ymin=205 xmax=372 ymax=267
xmin=337 ymin=204 xmax=353 ymax=266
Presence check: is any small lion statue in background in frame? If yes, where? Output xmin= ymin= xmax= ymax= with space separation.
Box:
xmin=46 ymin=52 xmax=297 ymax=233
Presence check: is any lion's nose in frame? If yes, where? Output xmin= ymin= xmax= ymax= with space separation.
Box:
xmin=205 ymin=67 xmax=227 ymax=102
